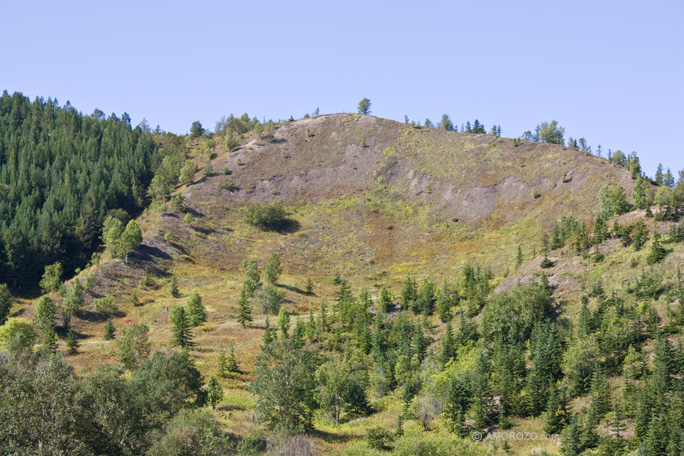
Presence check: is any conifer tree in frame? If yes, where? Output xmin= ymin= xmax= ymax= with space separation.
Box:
xmin=379 ymin=286 xmax=393 ymax=313
xmin=305 ymin=278 xmax=314 ymax=295
xmin=265 ymin=253 xmax=282 ymax=285
xmin=66 ymin=328 xmax=79 ymax=355
xmin=0 ymin=284 xmax=11 ymax=325
xmin=206 ymin=377 xmax=223 ymax=410
xmin=263 ymin=316 xmax=274 ymax=346
xmin=104 ymin=318 xmax=116 ymax=340
xmin=170 ymin=276 xmax=180 ymax=298
xmin=236 ymin=289 xmax=253 ymax=328
xmin=277 ymin=308 xmax=290 ymax=339
xmin=185 ymin=292 xmax=207 ymax=327
xmin=244 ymin=260 xmax=261 ymax=296
xmin=440 ymin=321 xmax=456 ymax=366
xmin=170 ymin=305 xmax=194 ymax=349
xmin=34 ymin=296 xmax=56 ymax=343
xmin=516 ymin=245 xmax=524 ymax=268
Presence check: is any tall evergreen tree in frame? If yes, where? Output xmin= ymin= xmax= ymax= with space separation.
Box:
xmin=170 ymin=306 xmax=194 ymax=349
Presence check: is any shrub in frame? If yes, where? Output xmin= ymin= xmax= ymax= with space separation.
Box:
xmin=93 ymin=297 xmax=118 ymax=316
xmin=244 ymin=203 xmax=288 ymax=230
xmin=365 ymin=426 xmax=395 ymax=451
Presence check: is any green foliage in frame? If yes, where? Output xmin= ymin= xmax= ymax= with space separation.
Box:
xmin=365 ymin=426 xmax=395 ymax=451
xmin=66 ymin=328 xmax=79 ymax=354
xmin=40 ymin=262 xmax=63 ymax=294
xmin=0 ymin=283 xmax=12 ymax=324
xmin=277 ymin=308 xmax=290 ymax=339
xmin=190 ymin=120 xmax=205 ymax=138
xmin=632 ymin=175 xmax=651 ymax=209
xmin=306 ymin=278 xmax=314 ymax=295
xmin=170 ymin=306 xmax=195 ymax=349
xmin=646 ymin=232 xmax=669 ymax=264
xmin=0 ymin=317 xmax=37 ymax=349
xmin=103 ymin=217 xmax=143 ymax=263
xmin=265 ymin=253 xmax=282 ymax=284
xmin=237 ymin=289 xmax=253 ymax=328
xmin=34 ymin=296 xmax=56 ymax=344
xmin=255 ymin=283 xmax=284 ymax=314
xmin=185 ymin=292 xmax=207 ymax=327
xmin=179 ymin=159 xmax=198 ymax=186
xmin=118 ymin=323 xmax=151 ymax=369
xmin=63 ymin=280 xmax=85 ymax=317
xmin=535 ymin=120 xmax=565 ymax=144
xmin=170 ymin=275 xmax=180 ymax=298
xmin=93 ymin=297 xmax=118 ymax=316
xmin=243 ymin=202 xmax=289 ymax=230
xmin=147 ymin=409 xmax=234 ymax=456
xmin=0 ymin=92 xmax=159 ymax=289
xmin=104 ymin=318 xmax=116 ymax=340
xmin=316 ymin=357 xmax=370 ymax=424
xmin=206 ymin=377 xmax=224 ymax=410
xmin=599 ymin=184 xmax=630 ymax=219
xmin=249 ymin=338 xmax=317 ymax=433
xmin=357 ymin=98 xmax=371 ymax=115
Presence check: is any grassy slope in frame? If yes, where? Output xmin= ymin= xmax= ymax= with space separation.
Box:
xmin=14 ymin=113 xmax=671 ymax=455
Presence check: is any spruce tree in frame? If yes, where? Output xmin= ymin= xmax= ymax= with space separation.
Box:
xmin=66 ymin=328 xmax=79 ymax=355
xmin=305 ymin=278 xmax=314 ymax=295
xmin=236 ymin=289 xmax=253 ymax=328
xmin=0 ymin=284 xmax=11 ymax=325
xmin=104 ymin=318 xmax=116 ymax=340
xmin=440 ymin=321 xmax=456 ymax=366
xmin=263 ymin=316 xmax=274 ymax=345
xmin=277 ymin=308 xmax=290 ymax=339
xmin=170 ymin=305 xmax=194 ymax=349
xmin=184 ymin=292 xmax=207 ymax=327
xmin=170 ymin=276 xmax=180 ymax=298
xmin=264 ymin=253 xmax=282 ymax=285
xmin=379 ymin=286 xmax=393 ymax=313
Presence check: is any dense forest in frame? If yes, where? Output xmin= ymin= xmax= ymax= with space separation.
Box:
xmin=0 ymin=91 xmax=160 ymax=291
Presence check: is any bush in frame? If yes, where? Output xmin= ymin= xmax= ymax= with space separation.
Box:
xmin=244 ymin=203 xmax=288 ymax=230
xmin=93 ymin=297 xmax=118 ymax=316
xmin=365 ymin=426 xmax=395 ymax=451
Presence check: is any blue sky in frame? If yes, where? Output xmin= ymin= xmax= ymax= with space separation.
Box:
xmin=2 ymin=0 xmax=682 ymax=176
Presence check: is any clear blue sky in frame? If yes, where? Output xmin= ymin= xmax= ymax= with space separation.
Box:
xmin=2 ymin=0 xmax=682 ymax=176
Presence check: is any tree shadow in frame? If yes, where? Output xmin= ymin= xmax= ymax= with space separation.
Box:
xmin=308 ymin=428 xmax=356 ymax=445
xmin=277 ymin=283 xmax=308 ymax=295
xmin=260 ymin=219 xmax=301 ymax=234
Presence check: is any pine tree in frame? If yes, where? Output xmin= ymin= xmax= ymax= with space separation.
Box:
xmin=440 ymin=321 xmax=456 ymax=366
xmin=66 ymin=328 xmax=79 ymax=355
xmin=277 ymin=308 xmax=290 ymax=339
xmin=244 ymin=260 xmax=261 ymax=296
xmin=400 ymin=276 xmax=417 ymax=312
xmin=379 ymin=286 xmax=393 ymax=313
xmin=170 ymin=276 xmax=180 ymax=298
xmin=264 ymin=253 xmax=282 ymax=285
xmin=516 ymin=245 xmax=524 ymax=268
xmin=236 ymin=289 xmax=253 ymax=328
xmin=263 ymin=316 xmax=274 ymax=345
xmin=184 ymin=292 xmax=207 ymax=327
xmin=206 ymin=377 xmax=223 ymax=410
xmin=305 ymin=278 xmax=314 ymax=295
xmin=104 ymin=318 xmax=116 ymax=340
xmin=34 ymin=296 xmax=56 ymax=343
xmin=170 ymin=305 xmax=194 ymax=349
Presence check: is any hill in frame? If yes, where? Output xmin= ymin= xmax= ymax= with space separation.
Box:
xmin=3 ymin=111 xmax=684 ymax=456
